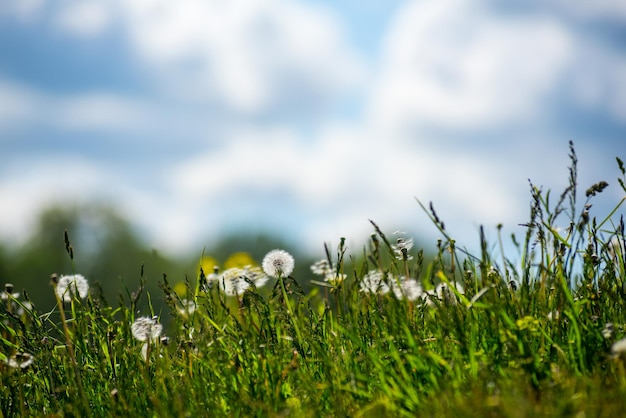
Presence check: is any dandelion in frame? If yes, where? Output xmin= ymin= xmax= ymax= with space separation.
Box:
xmin=603 ymin=323 xmax=614 ymax=339
xmin=360 ymin=270 xmax=390 ymax=295
xmin=177 ymin=299 xmax=196 ymax=316
xmin=391 ymin=277 xmax=423 ymax=301
xmin=140 ymin=337 xmax=169 ymax=361
xmin=131 ymin=316 xmax=163 ymax=342
xmin=1 ymin=283 xmax=20 ymax=302
xmin=55 ymin=274 xmax=89 ymax=302
xmin=311 ymin=260 xmax=345 ymax=285
xmin=311 ymin=259 xmax=333 ymax=276
xmin=201 ymin=266 xmax=220 ymax=291
xmin=547 ymin=310 xmax=560 ymax=321
xmin=611 ymin=337 xmax=626 ymax=355
xmin=5 ymin=352 xmax=34 ymax=370
xmin=219 ymin=268 xmax=251 ymax=296
xmin=435 ymin=282 xmax=464 ymax=304
xmin=324 ymin=273 xmax=347 ymax=286
xmin=608 ymin=236 xmax=625 ymax=262
xmin=392 ymin=232 xmax=414 ymax=261
xmin=1 ymin=283 xmax=28 ymax=316
xmin=262 ymin=249 xmax=295 ymax=278
xmin=245 ymin=265 xmax=270 ymax=288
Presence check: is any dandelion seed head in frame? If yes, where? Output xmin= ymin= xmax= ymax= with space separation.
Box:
xmin=324 ymin=273 xmax=346 ymax=285
xmin=131 ymin=316 xmax=163 ymax=342
xmin=219 ymin=268 xmax=251 ymax=296
xmin=608 ymin=237 xmax=625 ymax=261
xmin=392 ymin=232 xmax=414 ymax=261
xmin=262 ymin=249 xmax=295 ymax=278
xmin=435 ymin=282 xmax=464 ymax=304
xmin=177 ymin=299 xmax=196 ymax=316
xmin=242 ymin=265 xmax=270 ymax=288
xmin=55 ymin=274 xmax=89 ymax=302
xmin=1 ymin=283 xmax=19 ymax=301
xmin=612 ymin=337 xmax=626 ymax=355
xmin=5 ymin=352 xmax=34 ymax=369
xmin=391 ymin=277 xmax=423 ymax=301
xmin=360 ymin=270 xmax=390 ymax=295
xmin=311 ymin=259 xmax=333 ymax=276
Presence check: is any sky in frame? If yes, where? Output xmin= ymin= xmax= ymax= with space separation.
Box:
xmin=0 ymin=0 xmax=625 ymax=258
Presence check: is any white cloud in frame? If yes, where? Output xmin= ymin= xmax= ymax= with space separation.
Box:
xmin=0 ymin=0 xmax=45 ymax=21
xmin=570 ymin=46 xmax=626 ymax=123
xmin=165 ymin=125 xmax=558 ymax=254
xmin=53 ymin=0 xmax=115 ymax=36
xmin=369 ymin=1 xmax=572 ymax=133
xmin=0 ymin=78 xmax=173 ymax=137
xmin=49 ymin=0 xmax=365 ymax=115
xmin=546 ymin=0 xmax=626 ymax=20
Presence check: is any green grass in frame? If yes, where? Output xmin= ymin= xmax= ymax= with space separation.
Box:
xmin=2 ymin=143 xmax=626 ymax=417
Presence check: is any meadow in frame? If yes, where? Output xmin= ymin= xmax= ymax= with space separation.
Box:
xmin=2 ymin=143 xmax=626 ymax=417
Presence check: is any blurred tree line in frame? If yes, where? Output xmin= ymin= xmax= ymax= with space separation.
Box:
xmin=0 ymin=205 xmax=313 ymax=314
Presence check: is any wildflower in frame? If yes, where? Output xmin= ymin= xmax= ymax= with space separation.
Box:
xmin=5 ymin=352 xmax=34 ymax=370
xmin=603 ymin=323 xmax=614 ymax=339
xmin=324 ymin=273 xmax=347 ymax=286
xmin=201 ymin=266 xmax=220 ymax=291
xmin=177 ymin=299 xmax=196 ymax=316
xmin=262 ymin=249 xmax=295 ymax=278
xmin=435 ymin=282 xmax=464 ymax=304
xmin=242 ymin=265 xmax=270 ymax=289
xmin=225 ymin=252 xmax=256 ymax=269
xmin=55 ymin=274 xmax=89 ymax=302
xmin=391 ymin=277 xmax=423 ymax=301
xmin=311 ymin=259 xmax=333 ymax=276
xmin=360 ymin=270 xmax=390 ymax=295
xmin=310 ymin=260 xmax=345 ymax=285
xmin=1 ymin=284 xmax=33 ymax=318
xmin=611 ymin=337 xmax=626 ymax=355
xmin=608 ymin=237 xmax=625 ymax=261
xmin=131 ymin=316 xmax=163 ymax=342
xmin=1 ymin=283 xmax=20 ymax=302
xmin=219 ymin=268 xmax=251 ymax=296
xmin=392 ymin=232 xmax=414 ymax=261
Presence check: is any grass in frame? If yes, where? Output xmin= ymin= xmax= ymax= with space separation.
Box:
xmin=2 ymin=142 xmax=626 ymax=417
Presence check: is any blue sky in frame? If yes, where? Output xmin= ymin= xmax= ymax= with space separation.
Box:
xmin=0 ymin=0 xmax=625 ymax=257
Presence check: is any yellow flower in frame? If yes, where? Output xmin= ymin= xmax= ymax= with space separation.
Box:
xmin=173 ymin=282 xmax=187 ymax=297
xmin=224 ymin=252 xmax=256 ymax=269
xmin=197 ymin=256 xmax=219 ymax=277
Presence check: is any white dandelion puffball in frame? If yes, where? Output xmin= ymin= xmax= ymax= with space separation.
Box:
xmin=612 ymin=337 xmax=626 ymax=355
xmin=360 ymin=270 xmax=390 ymax=295
xmin=262 ymin=249 xmax=295 ymax=278
xmin=219 ymin=268 xmax=251 ymax=296
xmin=243 ymin=266 xmax=270 ymax=288
xmin=5 ymin=352 xmax=35 ymax=369
xmin=311 ymin=259 xmax=333 ymax=276
xmin=391 ymin=277 xmax=423 ymax=301
xmin=56 ymin=274 xmax=89 ymax=302
xmin=131 ymin=316 xmax=163 ymax=342
xmin=177 ymin=299 xmax=196 ymax=316
xmin=435 ymin=282 xmax=465 ymax=304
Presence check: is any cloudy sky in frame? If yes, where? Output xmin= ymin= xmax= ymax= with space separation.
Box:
xmin=1 ymin=0 xmax=625 ymax=257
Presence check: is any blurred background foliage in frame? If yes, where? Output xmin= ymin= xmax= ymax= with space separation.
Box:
xmin=0 ymin=205 xmax=319 ymax=314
